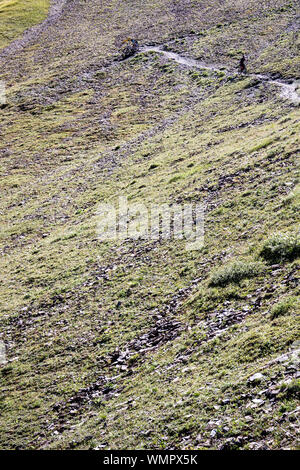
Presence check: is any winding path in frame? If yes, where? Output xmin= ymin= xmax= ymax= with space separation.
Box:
xmin=141 ymin=46 xmax=300 ymax=105
xmin=0 ymin=0 xmax=299 ymax=106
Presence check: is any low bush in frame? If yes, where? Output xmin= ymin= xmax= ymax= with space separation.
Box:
xmin=270 ymin=297 xmax=297 ymax=320
xmin=208 ymin=261 xmax=262 ymax=287
xmin=259 ymin=232 xmax=300 ymax=263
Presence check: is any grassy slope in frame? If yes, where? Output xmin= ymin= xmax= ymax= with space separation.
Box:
xmin=0 ymin=0 xmax=50 ymax=48
xmin=0 ymin=0 xmax=299 ymax=450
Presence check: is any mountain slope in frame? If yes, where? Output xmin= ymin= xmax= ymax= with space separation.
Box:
xmin=0 ymin=0 xmax=50 ymax=49
xmin=0 ymin=0 xmax=299 ymax=450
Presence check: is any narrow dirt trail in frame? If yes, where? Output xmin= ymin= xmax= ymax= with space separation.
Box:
xmin=142 ymin=46 xmax=300 ymax=105
xmin=1 ymin=0 xmax=298 ymax=105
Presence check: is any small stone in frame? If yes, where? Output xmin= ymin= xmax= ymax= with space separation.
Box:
xmin=222 ymin=398 xmax=230 ymax=404
xmin=291 ymin=340 xmax=300 ymax=350
xmin=245 ymin=416 xmax=253 ymax=422
xmin=252 ymin=398 xmax=264 ymax=406
xmin=248 ymin=373 xmax=265 ymax=384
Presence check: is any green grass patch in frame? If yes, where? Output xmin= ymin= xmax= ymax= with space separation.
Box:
xmin=0 ymin=0 xmax=50 ymax=49
xmin=249 ymin=138 xmax=276 ymax=153
xmin=270 ymin=296 xmax=298 ymax=320
xmin=279 ymin=379 xmax=300 ymax=400
xmin=259 ymin=232 xmax=300 ymax=263
xmin=208 ymin=260 xmax=263 ymax=287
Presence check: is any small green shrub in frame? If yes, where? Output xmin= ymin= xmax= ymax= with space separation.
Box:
xmin=168 ymin=174 xmax=182 ymax=184
xmin=259 ymin=232 xmax=300 ymax=263
xmin=250 ymin=137 xmax=275 ymax=153
xmin=208 ymin=261 xmax=262 ymax=287
xmin=279 ymin=380 xmax=300 ymax=400
xmin=95 ymin=71 xmax=106 ymax=79
xmin=270 ymin=297 xmax=297 ymax=320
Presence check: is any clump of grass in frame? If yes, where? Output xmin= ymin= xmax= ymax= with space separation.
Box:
xmin=259 ymin=232 xmax=300 ymax=263
xmin=242 ymin=78 xmax=261 ymax=90
xmin=168 ymin=174 xmax=182 ymax=184
xmin=237 ymin=331 xmax=275 ymax=363
xmin=279 ymin=379 xmax=300 ymax=400
xmin=208 ymin=260 xmax=263 ymax=287
xmin=270 ymin=296 xmax=297 ymax=320
xmin=94 ymin=71 xmax=106 ymax=79
xmin=250 ymin=137 xmax=275 ymax=153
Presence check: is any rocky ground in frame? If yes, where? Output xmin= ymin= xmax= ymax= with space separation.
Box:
xmin=0 ymin=0 xmax=299 ymax=450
